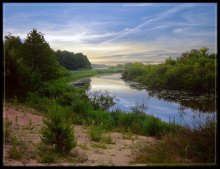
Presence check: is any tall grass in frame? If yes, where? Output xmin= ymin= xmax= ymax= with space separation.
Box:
xmin=133 ymin=120 xmax=216 ymax=164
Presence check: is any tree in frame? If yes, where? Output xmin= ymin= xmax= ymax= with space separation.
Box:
xmin=55 ymin=50 xmax=91 ymax=70
xmin=41 ymin=104 xmax=77 ymax=153
xmin=23 ymin=29 xmax=59 ymax=81
xmin=4 ymin=33 xmax=40 ymax=99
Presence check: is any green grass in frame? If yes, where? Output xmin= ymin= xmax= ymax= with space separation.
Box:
xmin=7 ymin=136 xmax=28 ymax=160
xmin=78 ymin=143 xmax=89 ymax=150
xmin=88 ymin=125 xmax=104 ymax=142
xmin=101 ymin=134 xmax=115 ymax=144
xmin=132 ymin=120 xmax=215 ymax=164
xmin=92 ymin=143 xmax=107 ymax=149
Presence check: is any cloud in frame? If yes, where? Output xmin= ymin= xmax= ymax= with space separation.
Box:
xmin=122 ymin=3 xmax=159 ymax=7
xmin=98 ymin=4 xmax=195 ymax=46
xmin=3 ymin=3 xmax=216 ymax=65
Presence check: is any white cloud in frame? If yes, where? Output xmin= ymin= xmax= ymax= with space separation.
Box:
xmin=98 ymin=4 xmax=195 ymax=46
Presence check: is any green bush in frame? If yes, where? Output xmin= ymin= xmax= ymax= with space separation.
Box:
xmin=102 ymin=134 xmax=115 ymax=144
xmin=86 ymin=110 xmax=114 ymax=130
xmin=25 ymin=92 xmax=56 ymax=113
xmin=122 ymin=48 xmax=216 ymax=94
xmin=89 ymin=90 xmax=115 ymax=111
xmin=88 ymin=125 xmax=104 ymax=142
xmin=72 ymin=98 xmax=92 ymax=115
xmin=8 ymin=145 xmax=23 ymax=160
xmin=133 ymin=120 xmax=216 ymax=163
xmin=41 ymin=104 xmax=77 ymax=153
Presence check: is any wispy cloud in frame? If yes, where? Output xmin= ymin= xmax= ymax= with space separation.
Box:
xmin=122 ymin=3 xmax=159 ymax=7
xmin=98 ymin=4 xmax=195 ymax=46
xmin=3 ymin=3 xmax=217 ymax=65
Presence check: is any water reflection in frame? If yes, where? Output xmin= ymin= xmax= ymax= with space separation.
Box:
xmin=72 ymin=73 xmax=216 ymax=128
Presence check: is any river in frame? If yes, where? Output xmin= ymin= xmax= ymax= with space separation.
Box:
xmin=73 ymin=73 xmax=216 ymax=128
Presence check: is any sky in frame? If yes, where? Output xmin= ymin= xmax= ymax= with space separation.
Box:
xmin=3 ymin=3 xmax=217 ymax=65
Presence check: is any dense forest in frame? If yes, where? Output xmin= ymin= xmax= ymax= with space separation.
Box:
xmin=4 ymin=29 xmax=90 ymax=100
xmin=55 ymin=50 xmax=91 ymax=70
xmin=122 ymin=48 xmax=216 ymax=94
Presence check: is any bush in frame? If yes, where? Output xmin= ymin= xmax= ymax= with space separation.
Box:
xmin=8 ymin=145 xmax=23 ymax=160
xmin=86 ymin=110 xmax=114 ymax=130
xmin=88 ymin=125 xmax=104 ymax=142
xmin=41 ymin=104 xmax=77 ymax=153
xmin=102 ymin=134 xmax=115 ymax=144
xmin=7 ymin=136 xmax=27 ymax=160
xmin=72 ymin=98 xmax=92 ymax=115
xmin=89 ymin=90 xmax=115 ymax=111
xmin=25 ymin=92 xmax=56 ymax=113
xmin=133 ymin=120 xmax=216 ymax=163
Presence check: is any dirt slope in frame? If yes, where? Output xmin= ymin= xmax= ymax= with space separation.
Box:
xmin=3 ymin=103 xmax=157 ymax=166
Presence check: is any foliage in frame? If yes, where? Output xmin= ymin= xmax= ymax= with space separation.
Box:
xmin=122 ymin=48 xmax=216 ymax=94
xmin=4 ymin=29 xmax=65 ymax=100
xmin=89 ymin=90 xmax=115 ymax=111
xmin=41 ymin=104 xmax=77 ymax=153
xmin=85 ymin=110 xmax=114 ymax=130
xmin=23 ymin=29 xmax=60 ymax=81
xmin=4 ymin=33 xmax=40 ymax=99
xmin=110 ymin=107 xmax=178 ymax=137
xmin=4 ymin=117 xmax=12 ymax=143
xmin=56 ymin=50 xmax=91 ymax=70
xmin=7 ymin=136 xmax=27 ymax=160
xmin=88 ymin=125 xmax=104 ymax=142
xmin=133 ymin=120 xmax=216 ymax=163
xmin=101 ymin=134 xmax=115 ymax=144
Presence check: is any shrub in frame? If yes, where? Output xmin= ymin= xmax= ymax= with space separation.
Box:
xmin=133 ymin=120 xmax=216 ymax=163
xmin=88 ymin=125 xmax=104 ymax=142
xmin=102 ymin=134 xmax=115 ymax=144
xmin=25 ymin=92 xmax=56 ymax=113
xmin=72 ymin=98 xmax=92 ymax=115
xmin=41 ymin=104 xmax=77 ymax=153
xmin=8 ymin=145 xmax=23 ymax=160
xmin=86 ymin=110 xmax=114 ymax=130
xmin=7 ymin=136 xmax=27 ymax=160
xmin=89 ymin=90 xmax=115 ymax=111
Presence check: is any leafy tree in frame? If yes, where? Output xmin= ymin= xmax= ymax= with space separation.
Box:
xmin=55 ymin=50 xmax=91 ymax=70
xmin=4 ymin=34 xmax=40 ymax=99
xmin=23 ymin=29 xmax=60 ymax=81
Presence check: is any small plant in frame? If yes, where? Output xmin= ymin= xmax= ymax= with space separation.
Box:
xmin=8 ymin=145 xmax=23 ymax=160
xmin=88 ymin=125 xmax=104 ymax=142
xmin=102 ymin=134 xmax=115 ymax=144
xmin=122 ymin=130 xmax=135 ymax=141
xmin=4 ymin=117 xmax=12 ymax=143
xmin=7 ymin=136 xmax=27 ymax=160
xmin=13 ymin=95 xmax=18 ymax=105
xmin=78 ymin=143 xmax=89 ymax=150
xmin=41 ymin=104 xmax=77 ymax=153
xmin=40 ymin=153 xmax=56 ymax=163
xmin=92 ymin=143 xmax=107 ymax=149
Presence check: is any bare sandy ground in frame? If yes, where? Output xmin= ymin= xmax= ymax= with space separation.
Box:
xmin=3 ymin=103 xmax=157 ymax=166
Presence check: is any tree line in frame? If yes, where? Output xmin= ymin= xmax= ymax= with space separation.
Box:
xmin=122 ymin=48 xmax=216 ymax=94
xmin=56 ymin=50 xmax=91 ymax=70
xmin=4 ymin=29 xmax=92 ymax=100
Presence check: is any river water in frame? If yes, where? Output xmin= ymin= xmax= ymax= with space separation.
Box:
xmin=73 ymin=73 xmax=216 ymax=128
